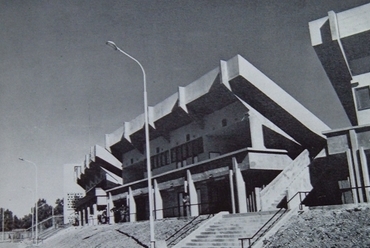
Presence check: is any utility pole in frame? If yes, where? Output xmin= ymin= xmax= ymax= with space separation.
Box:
xmin=52 ymin=207 xmax=54 ymax=228
xmin=2 ymin=208 xmax=4 ymax=241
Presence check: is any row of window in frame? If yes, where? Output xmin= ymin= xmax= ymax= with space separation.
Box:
xmin=151 ymin=137 xmax=204 ymax=169
xmin=129 ymin=116 xmax=231 ymax=166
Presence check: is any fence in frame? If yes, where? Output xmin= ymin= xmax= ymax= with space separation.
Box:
xmin=0 ymin=215 xmax=64 ymax=243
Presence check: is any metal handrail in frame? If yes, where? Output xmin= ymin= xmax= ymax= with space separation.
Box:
xmin=239 ymin=191 xmax=310 ymax=248
xmin=165 ymin=215 xmax=200 ymax=244
xmin=165 ymin=213 xmax=213 ymax=247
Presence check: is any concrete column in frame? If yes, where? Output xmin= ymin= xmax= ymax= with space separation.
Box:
xmin=79 ymin=211 xmax=83 ymax=226
xmin=187 ymin=170 xmax=199 ymax=217
xmin=128 ymin=187 xmax=136 ymax=222
xmin=229 ymin=170 xmax=236 ymax=214
xmin=359 ymin=147 xmax=370 ymax=202
xmin=346 ymin=149 xmax=359 ymax=203
xmin=248 ymin=112 xmax=265 ymax=149
xmin=93 ymin=204 xmax=98 ymax=225
xmin=154 ymin=180 xmax=163 ymax=220
xmin=349 ymin=130 xmax=364 ymax=202
xmin=82 ymin=209 xmax=86 ymax=225
xmin=233 ymin=157 xmax=248 ymax=213
xmin=107 ymin=193 xmax=114 ymax=224
xmin=87 ymin=207 xmax=91 ymax=225
xmin=255 ymin=187 xmax=262 ymax=212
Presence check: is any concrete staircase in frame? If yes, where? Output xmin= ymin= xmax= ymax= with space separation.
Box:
xmin=173 ymin=211 xmax=278 ymax=248
xmin=38 ymin=226 xmax=66 ymax=241
xmin=172 ymin=150 xmax=316 ymax=248
xmin=259 ymin=149 xmax=312 ymax=211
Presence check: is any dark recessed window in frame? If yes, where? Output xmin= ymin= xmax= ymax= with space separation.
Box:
xmin=186 ymin=134 xmax=190 ymax=141
xmin=156 ymin=147 xmax=160 ymax=154
xmin=130 ymin=158 xmax=134 ymax=164
xmin=222 ymin=119 xmax=227 ymax=127
xmin=355 ymin=86 xmax=370 ymax=110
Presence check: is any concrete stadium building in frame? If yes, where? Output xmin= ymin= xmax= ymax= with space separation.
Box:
xmin=59 ymin=3 xmax=370 ymax=246
xmin=73 ymin=53 xmax=330 ymax=225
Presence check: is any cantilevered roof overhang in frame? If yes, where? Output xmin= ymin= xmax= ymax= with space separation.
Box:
xmin=106 ymin=54 xmax=330 ymax=160
xmin=227 ymin=55 xmax=330 ymax=157
xmin=91 ymin=145 xmax=122 ymax=177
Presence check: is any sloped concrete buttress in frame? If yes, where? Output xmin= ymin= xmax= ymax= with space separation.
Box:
xmin=248 ymin=111 xmax=265 ymax=149
xmin=359 ymin=147 xmax=370 ymax=201
xmin=349 ymin=130 xmax=364 ymax=202
xmin=154 ymin=179 xmax=163 ymax=220
xmin=187 ymin=170 xmax=199 ymax=217
xmin=255 ymin=187 xmax=262 ymax=211
xmin=233 ymin=157 xmax=248 ymax=213
xmin=229 ymin=169 xmax=236 ymax=214
xmin=128 ymin=187 xmax=137 ymax=222
xmin=107 ymin=192 xmax=114 ymax=224
xmin=346 ymin=149 xmax=359 ymax=203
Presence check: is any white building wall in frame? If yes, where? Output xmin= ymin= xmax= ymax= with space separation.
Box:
xmin=63 ymin=164 xmax=85 ymax=225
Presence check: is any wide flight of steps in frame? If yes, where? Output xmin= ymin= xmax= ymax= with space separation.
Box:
xmin=174 ymin=211 xmax=278 ymax=248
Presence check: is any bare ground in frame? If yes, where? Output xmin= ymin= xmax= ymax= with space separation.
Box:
xmin=264 ymin=203 xmax=370 ymax=248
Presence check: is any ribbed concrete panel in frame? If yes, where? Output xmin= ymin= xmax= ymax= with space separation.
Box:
xmin=227 ymin=55 xmax=329 ymax=156
xmin=182 ymin=67 xmax=219 ymax=104
xmin=93 ymin=145 xmax=122 ymax=177
xmin=101 ymin=167 xmax=122 ymax=185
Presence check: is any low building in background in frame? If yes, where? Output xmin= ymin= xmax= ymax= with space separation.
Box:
xmin=63 ymin=164 xmax=85 ymax=225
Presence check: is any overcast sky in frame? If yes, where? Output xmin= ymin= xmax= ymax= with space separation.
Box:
xmin=1 ymin=0 xmax=368 ymax=217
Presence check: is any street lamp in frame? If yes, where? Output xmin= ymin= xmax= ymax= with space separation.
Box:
xmin=2 ymin=208 xmax=4 ymax=241
xmin=22 ymin=187 xmax=34 ymax=241
xmin=19 ymin=158 xmax=38 ymax=245
xmin=106 ymin=41 xmax=155 ymax=248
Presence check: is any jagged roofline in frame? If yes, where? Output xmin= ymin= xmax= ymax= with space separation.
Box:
xmin=106 ymin=54 xmax=330 ymax=153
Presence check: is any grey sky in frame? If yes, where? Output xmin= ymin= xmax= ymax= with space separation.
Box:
xmin=0 ymin=0 xmax=367 ymax=216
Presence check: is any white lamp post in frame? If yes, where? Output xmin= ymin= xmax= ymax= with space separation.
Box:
xmin=106 ymin=41 xmax=155 ymax=248
xmin=19 ymin=158 xmax=38 ymax=245
xmin=22 ymin=187 xmax=34 ymax=241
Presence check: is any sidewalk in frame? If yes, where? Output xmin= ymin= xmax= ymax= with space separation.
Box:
xmin=0 ymin=240 xmax=34 ymax=248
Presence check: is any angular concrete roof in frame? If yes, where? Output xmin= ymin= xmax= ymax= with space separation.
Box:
xmin=106 ymin=54 xmax=330 ymax=158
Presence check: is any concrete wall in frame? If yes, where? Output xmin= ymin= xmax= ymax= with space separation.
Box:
xmin=247 ymin=151 xmax=292 ymax=170
xmin=260 ymin=150 xmax=311 ymax=210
